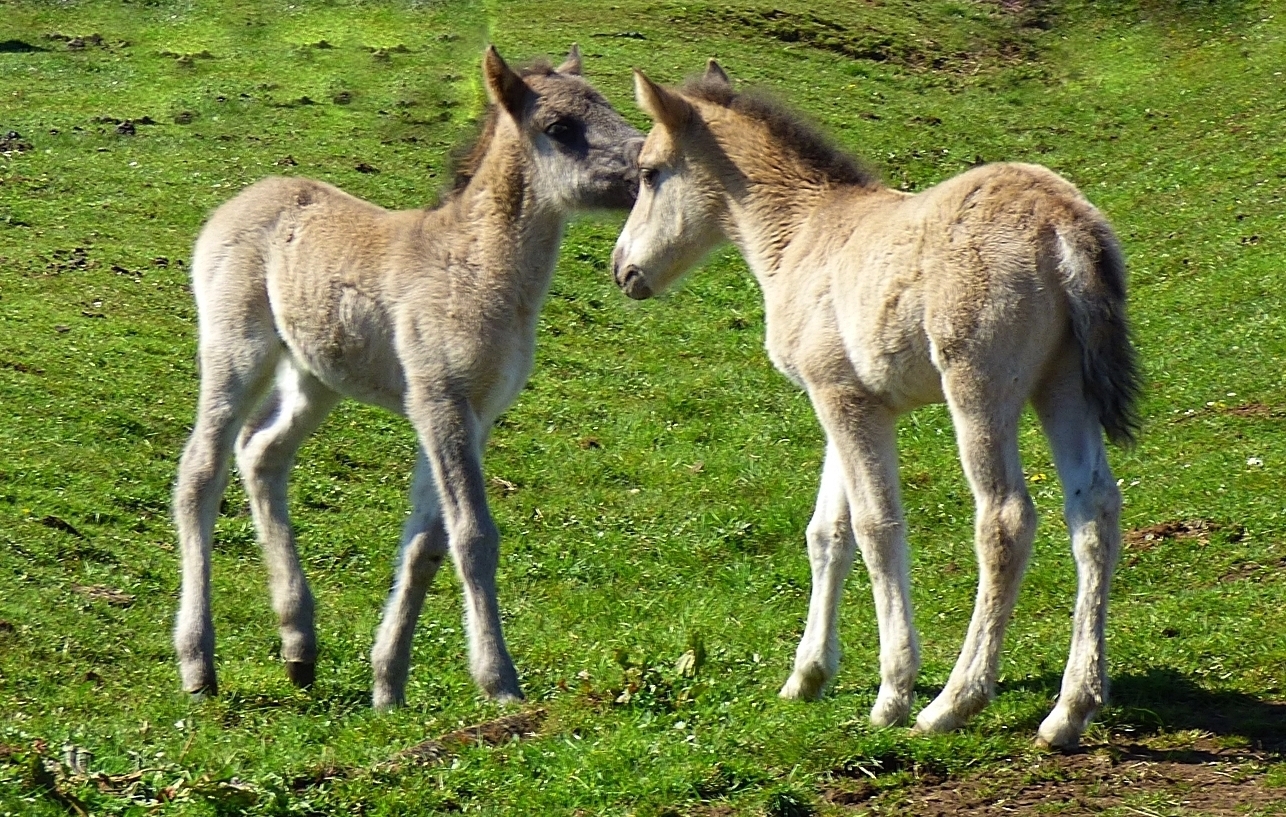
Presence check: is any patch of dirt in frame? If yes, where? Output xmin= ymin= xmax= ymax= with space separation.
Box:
xmin=1125 ymin=518 xmax=1217 ymax=550
xmin=41 ymin=514 xmax=84 ymax=538
xmin=838 ymin=738 xmax=1284 ymax=815
xmin=42 ymin=246 xmax=91 ymax=275
xmin=663 ymin=5 xmax=1046 ymax=74
xmin=1223 ymin=402 xmax=1285 ymax=419
xmin=1 ymin=130 xmax=32 ymax=153
xmin=72 ymin=584 xmax=135 ymax=608
xmin=46 ymin=32 xmax=125 ymax=50
xmin=290 ymin=708 xmax=549 ymax=791
xmin=389 ymin=707 xmax=547 ymax=769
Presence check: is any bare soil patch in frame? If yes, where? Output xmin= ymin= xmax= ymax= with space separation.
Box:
xmin=1125 ymin=518 xmax=1217 ymax=549
xmin=833 ymin=738 xmax=1284 ymax=815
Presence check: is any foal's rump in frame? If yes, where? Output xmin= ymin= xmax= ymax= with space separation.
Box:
xmin=904 ymin=162 xmax=1138 ymax=438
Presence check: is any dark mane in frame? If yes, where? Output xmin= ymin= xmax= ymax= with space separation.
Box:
xmin=681 ymin=75 xmax=880 ymax=189
xmin=446 ymin=60 xmax=559 ymax=198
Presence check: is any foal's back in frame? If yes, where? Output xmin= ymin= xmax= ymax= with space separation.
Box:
xmin=193 ymin=175 xmax=489 ymax=413
xmin=791 ymin=162 xmax=1102 ymax=410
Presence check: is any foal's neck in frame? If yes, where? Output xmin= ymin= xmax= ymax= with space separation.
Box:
xmin=714 ymin=132 xmax=871 ymax=290
xmin=455 ymin=135 xmax=567 ymax=307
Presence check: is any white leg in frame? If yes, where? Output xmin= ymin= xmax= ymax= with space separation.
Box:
xmin=371 ymin=449 xmax=450 ymax=709
xmin=916 ymin=383 xmax=1035 ymax=734
xmin=780 ymin=444 xmax=855 ymax=701
xmin=407 ymin=392 xmax=521 ymax=702
xmin=1033 ymin=369 xmax=1121 ymax=749
xmin=808 ymin=390 xmax=920 ymax=726
xmin=234 ymin=361 xmax=339 ymax=687
xmin=173 ymin=338 xmax=280 ymax=695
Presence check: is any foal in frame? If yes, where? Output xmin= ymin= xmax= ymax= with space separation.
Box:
xmin=173 ymin=46 xmax=642 ymax=708
xmin=611 ymin=62 xmax=1140 ymax=749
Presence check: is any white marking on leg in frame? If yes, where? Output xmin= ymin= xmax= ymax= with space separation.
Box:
xmin=917 ymin=392 xmax=1035 ymax=734
xmin=409 ymin=393 xmax=521 ymax=702
xmin=781 ymin=445 xmax=854 ymax=701
xmin=809 ymin=392 xmax=920 ymax=726
xmin=173 ymin=340 xmax=279 ymax=695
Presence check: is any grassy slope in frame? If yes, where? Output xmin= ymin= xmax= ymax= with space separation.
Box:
xmin=1 ymin=0 xmax=1284 ymax=814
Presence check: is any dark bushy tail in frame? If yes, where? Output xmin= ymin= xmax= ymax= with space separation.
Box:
xmin=1059 ymin=220 xmax=1142 ymax=446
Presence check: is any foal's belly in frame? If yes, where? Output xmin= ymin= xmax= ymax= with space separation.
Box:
xmin=273 ymin=282 xmax=408 ymax=413
xmin=849 ymin=345 xmax=945 ymax=411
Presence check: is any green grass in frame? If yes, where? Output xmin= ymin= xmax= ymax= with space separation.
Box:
xmin=2 ymin=0 xmax=1285 ymax=814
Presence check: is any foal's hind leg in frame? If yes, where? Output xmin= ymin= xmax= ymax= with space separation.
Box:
xmin=1032 ymin=364 xmax=1121 ymax=750
xmin=174 ymin=334 xmax=281 ymax=695
xmin=234 ymin=361 xmax=340 ymax=687
xmin=916 ymin=376 xmax=1036 ymax=734
xmin=371 ymin=449 xmax=450 ymax=709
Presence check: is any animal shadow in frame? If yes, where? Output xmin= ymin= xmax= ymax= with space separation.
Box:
xmin=1106 ymin=666 xmax=1286 ymax=750
xmin=990 ymin=666 xmax=1285 ymax=750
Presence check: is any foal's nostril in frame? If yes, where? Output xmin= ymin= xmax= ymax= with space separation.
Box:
xmin=618 ymin=264 xmax=653 ymax=300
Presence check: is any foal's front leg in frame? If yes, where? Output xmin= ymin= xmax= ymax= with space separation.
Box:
xmin=406 ymin=392 xmax=522 ymax=702
xmin=796 ymin=389 xmax=921 ymax=727
xmin=371 ymin=450 xmax=450 ymax=709
xmin=780 ymin=444 xmax=855 ymax=701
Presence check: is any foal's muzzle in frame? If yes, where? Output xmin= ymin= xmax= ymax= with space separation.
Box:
xmin=611 ymin=250 xmax=654 ymax=300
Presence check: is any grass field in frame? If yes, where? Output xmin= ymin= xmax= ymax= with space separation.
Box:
xmin=1 ymin=0 xmax=1284 ymax=814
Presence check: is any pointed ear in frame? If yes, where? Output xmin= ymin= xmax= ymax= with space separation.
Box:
xmin=633 ymin=69 xmax=692 ymax=130
xmin=483 ymin=45 xmax=531 ymax=122
xmin=704 ymin=58 xmax=730 ymax=87
xmin=557 ymin=43 xmax=583 ymax=76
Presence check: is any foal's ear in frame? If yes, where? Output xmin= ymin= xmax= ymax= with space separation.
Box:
xmin=557 ymin=43 xmax=583 ymax=76
xmin=704 ymin=58 xmax=731 ymax=87
xmin=633 ymin=69 xmax=692 ymax=130
xmin=483 ymin=45 xmax=531 ymax=123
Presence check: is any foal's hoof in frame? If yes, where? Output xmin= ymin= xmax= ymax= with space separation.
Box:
xmin=779 ymin=667 xmax=828 ymax=701
xmin=869 ymin=693 xmax=912 ymax=728
xmin=1035 ymin=710 xmax=1085 ymax=752
xmin=184 ymin=681 xmax=218 ymax=701
xmin=285 ymin=661 xmax=316 ymax=688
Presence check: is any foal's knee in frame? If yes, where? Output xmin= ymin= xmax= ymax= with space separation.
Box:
xmin=979 ymin=492 xmax=1037 ymax=573
xmin=1064 ymin=472 xmax=1122 ymax=564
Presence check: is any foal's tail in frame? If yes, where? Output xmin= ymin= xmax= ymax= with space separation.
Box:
xmin=1057 ymin=219 xmax=1142 ymax=446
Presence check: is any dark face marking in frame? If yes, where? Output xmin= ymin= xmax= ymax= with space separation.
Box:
xmin=524 ymin=72 xmax=644 ymax=210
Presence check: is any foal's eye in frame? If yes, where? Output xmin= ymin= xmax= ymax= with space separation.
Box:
xmin=641 ymin=167 xmax=660 ymax=188
xmin=544 ymin=120 xmax=575 ymax=143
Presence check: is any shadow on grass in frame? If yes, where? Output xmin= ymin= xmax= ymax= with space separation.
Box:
xmin=995 ymin=666 xmax=1285 ymax=749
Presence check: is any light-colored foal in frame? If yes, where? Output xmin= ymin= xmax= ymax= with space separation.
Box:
xmin=173 ymin=46 xmax=642 ymax=708
xmin=611 ymin=61 xmax=1140 ymax=749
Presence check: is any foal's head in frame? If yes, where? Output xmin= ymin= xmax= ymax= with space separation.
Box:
xmin=478 ymin=45 xmax=643 ymax=212
xmin=611 ymin=61 xmax=876 ymax=299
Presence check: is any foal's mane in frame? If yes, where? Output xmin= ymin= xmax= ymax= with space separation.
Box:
xmin=682 ymin=75 xmax=880 ymax=189
xmin=445 ymin=59 xmax=559 ymax=199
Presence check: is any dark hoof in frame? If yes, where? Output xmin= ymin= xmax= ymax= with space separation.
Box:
xmin=185 ymin=681 xmax=218 ymax=700
xmin=285 ymin=661 xmax=316 ymax=688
